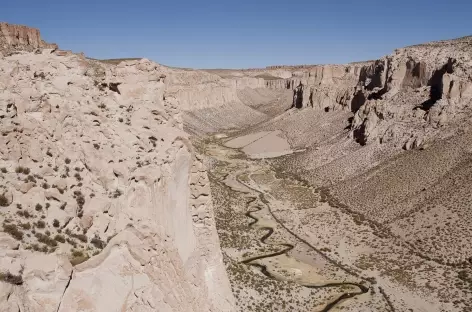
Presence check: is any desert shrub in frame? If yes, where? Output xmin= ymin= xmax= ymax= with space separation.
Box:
xmin=74 ymin=173 xmax=82 ymax=181
xmin=46 ymin=150 xmax=53 ymax=157
xmin=35 ymin=204 xmax=42 ymax=211
xmin=3 ymin=223 xmax=24 ymax=240
xmin=15 ymin=166 xmax=30 ymax=174
xmin=16 ymin=203 xmax=22 ymax=209
xmin=53 ymin=219 xmax=60 ymax=228
xmin=70 ymin=255 xmax=89 ymax=266
xmin=60 ymin=202 xmax=67 ymax=210
xmin=65 ymin=158 xmax=71 ymax=164
xmin=113 ymin=189 xmax=123 ymax=198
xmin=17 ymin=210 xmax=31 ymax=218
xmin=66 ymin=237 xmax=77 ymax=248
xmin=67 ymin=231 xmax=87 ymax=243
xmin=72 ymin=250 xmax=84 ymax=257
xmin=19 ymin=222 xmax=31 ymax=230
xmin=0 ymin=167 xmax=7 ymax=173
xmin=54 ymin=234 xmax=66 ymax=243
xmin=41 ymin=245 xmax=49 ymax=253
xmin=93 ymin=144 xmax=100 ymax=150
xmin=0 ymin=194 xmax=9 ymax=207
xmin=0 ymin=272 xmax=23 ymax=285
xmin=27 ymin=175 xmax=36 ymax=183
xmin=36 ymin=220 xmax=46 ymax=229
xmin=91 ymin=237 xmax=106 ymax=249
xmin=42 ymin=183 xmax=50 ymax=189
xmin=45 ymin=203 xmax=50 ymax=209
xmin=35 ymin=233 xmax=57 ymax=247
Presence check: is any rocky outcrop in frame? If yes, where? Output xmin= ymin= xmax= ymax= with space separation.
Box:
xmin=251 ymin=36 xmax=472 ymax=149
xmin=0 ymin=49 xmax=233 ymax=311
xmin=0 ymin=22 xmax=57 ymax=54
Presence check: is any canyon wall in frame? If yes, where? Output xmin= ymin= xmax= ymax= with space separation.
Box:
xmin=0 ymin=49 xmax=234 ymax=310
xmin=242 ymin=36 xmax=472 ymax=149
xmin=0 ymin=22 xmax=57 ymax=54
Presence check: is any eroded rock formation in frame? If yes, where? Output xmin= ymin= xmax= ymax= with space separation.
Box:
xmin=0 ymin=45 xmax=233 ymax=311
xmin=0 ymin=22 xmax=57 ymax=55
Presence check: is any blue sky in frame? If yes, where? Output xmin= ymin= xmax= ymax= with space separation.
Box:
xmin=2 ymin=0 xmax=471 ymax=68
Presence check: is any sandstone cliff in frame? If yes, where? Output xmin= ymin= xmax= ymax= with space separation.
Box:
xmin=0 ymin=48 xmax=233 ymax=311
xmin=0 ymin=22 xmax=58 ymax=55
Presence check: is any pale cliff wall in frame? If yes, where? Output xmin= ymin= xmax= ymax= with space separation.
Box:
xmin=0 ymin=22 xmax=57 ymax=54
xmin=0 ymin=49 xmax=234 ymax=311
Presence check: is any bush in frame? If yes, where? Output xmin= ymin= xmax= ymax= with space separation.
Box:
xmin=70 ymin=255 xmax=89 ymax=266
xmin=60 ymin=202 xmax=67 ymax=210
xmin=0 ymin=167 xmax=7 ymax=173
xmin=65 ymin=158 xmax=71 ymax=164
xmin=42 ymin=183 xmax=50 ymax=189
xmin=17 ymin=210 xmax=32 ymax=218
xmin=35 ymin=203 xmax=43 ymax=211
xmin=54 ymin=234 xmax=66 ymax=243
xmin=36 ymin=220 xmax=46 ymax=229
xmin=0 ymin=194 xmax=9 ymax=207
xmin=53 ymin=219 xmax=60 ymax=228
xmin=35 ymin=233 xmax=57 ymax=247
xmin=74 ymin=173 xmax=82 ymax=181
xmin=0 ymin=272 xmax=23 ymax=285
xmin=3 ymin=223 xmax=24 ymax=240
xmin=19 ymin=222 xmax=31 ymax=230
xmin=45 ymin=203 xmax=50 ymax=209
xmin=91 ymin=237 xmax=106 ymax=249
xmin=15 ymin=166 xmax=30 ymax=174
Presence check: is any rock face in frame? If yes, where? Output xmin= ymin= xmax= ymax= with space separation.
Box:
xmin=0 ymin=22 xmax=58 ymax=54
xmin=250 ymin=37 xmax=472 ymax=149
xmin=0 ymin=47 xmax=234 ymax=310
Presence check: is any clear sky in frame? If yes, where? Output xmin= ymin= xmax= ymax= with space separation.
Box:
xmin=2 ymin=0 xmax=471 ymax=68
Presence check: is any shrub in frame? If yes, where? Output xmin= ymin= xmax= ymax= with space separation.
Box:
xmin=20 ymin=222 xmax=31 ymax=230
xmin=36 ymin=220 xmax=46 ymax=229
xmin=42 ymin=183 xmax=50 ymax=189
xmin=67 ymin=231 xmax=87 ymax=243
xmin=93 ymin=144 xmax=100 ymax=150
xmin=16 ymin=203 xmax=22 ymax=209
xmin=53 ymin=219 xmax=60 ymax=228
xmin=74 ymin=173 xmax=82 ymax=181
xmin=54 ymin=234 xmax=66 ymax=243
xmin=91 ymin=237 xmax=106 ymax=249
xmin=15 ymin=166 xmax=30 ymax=174
xmin=35 ymin=203 xmax=43 ymax=211
xmin=27 ymin=175 xmax=37 ymax=183
xmin=0 ymin=194 xmax=9 ymax=207
xmin=0 ymin=167 xmax=7 ymax=173
xmin=45 ymin=203 xmax=50 ymax=209
xmin=60 ymin=202 xmax=67 ymax=210
xmin=0 ymin=272 xmax=23 ymax=285
xmin=66 ymin=237 xmax=77 ymax=248
xmin=70 ymin=255 xmax=89 ymax=266
xmin=17 ymin=210 xmax=31 ymax=218
xmin=72 ymin=250 xmax=84 ymax=257
xmin=65 ymin=158 xmax=71 ymax=164
xmin=46 ymin=150 xmax=53 ymax=157
xmin=35 ymin=233 xmax=57 ymax=247
xmin=113 ymin=189 xmax=123 ymax=198
xmin=3 ymin=223 xmax=24 ymax=240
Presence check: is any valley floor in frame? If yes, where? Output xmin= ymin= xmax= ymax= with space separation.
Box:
xmin=196 ymin=136 xmax=471 ymax=312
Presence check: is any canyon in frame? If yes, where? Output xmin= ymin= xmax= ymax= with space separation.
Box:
xmin=0 ymin=22 xmax=471 ymax=311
